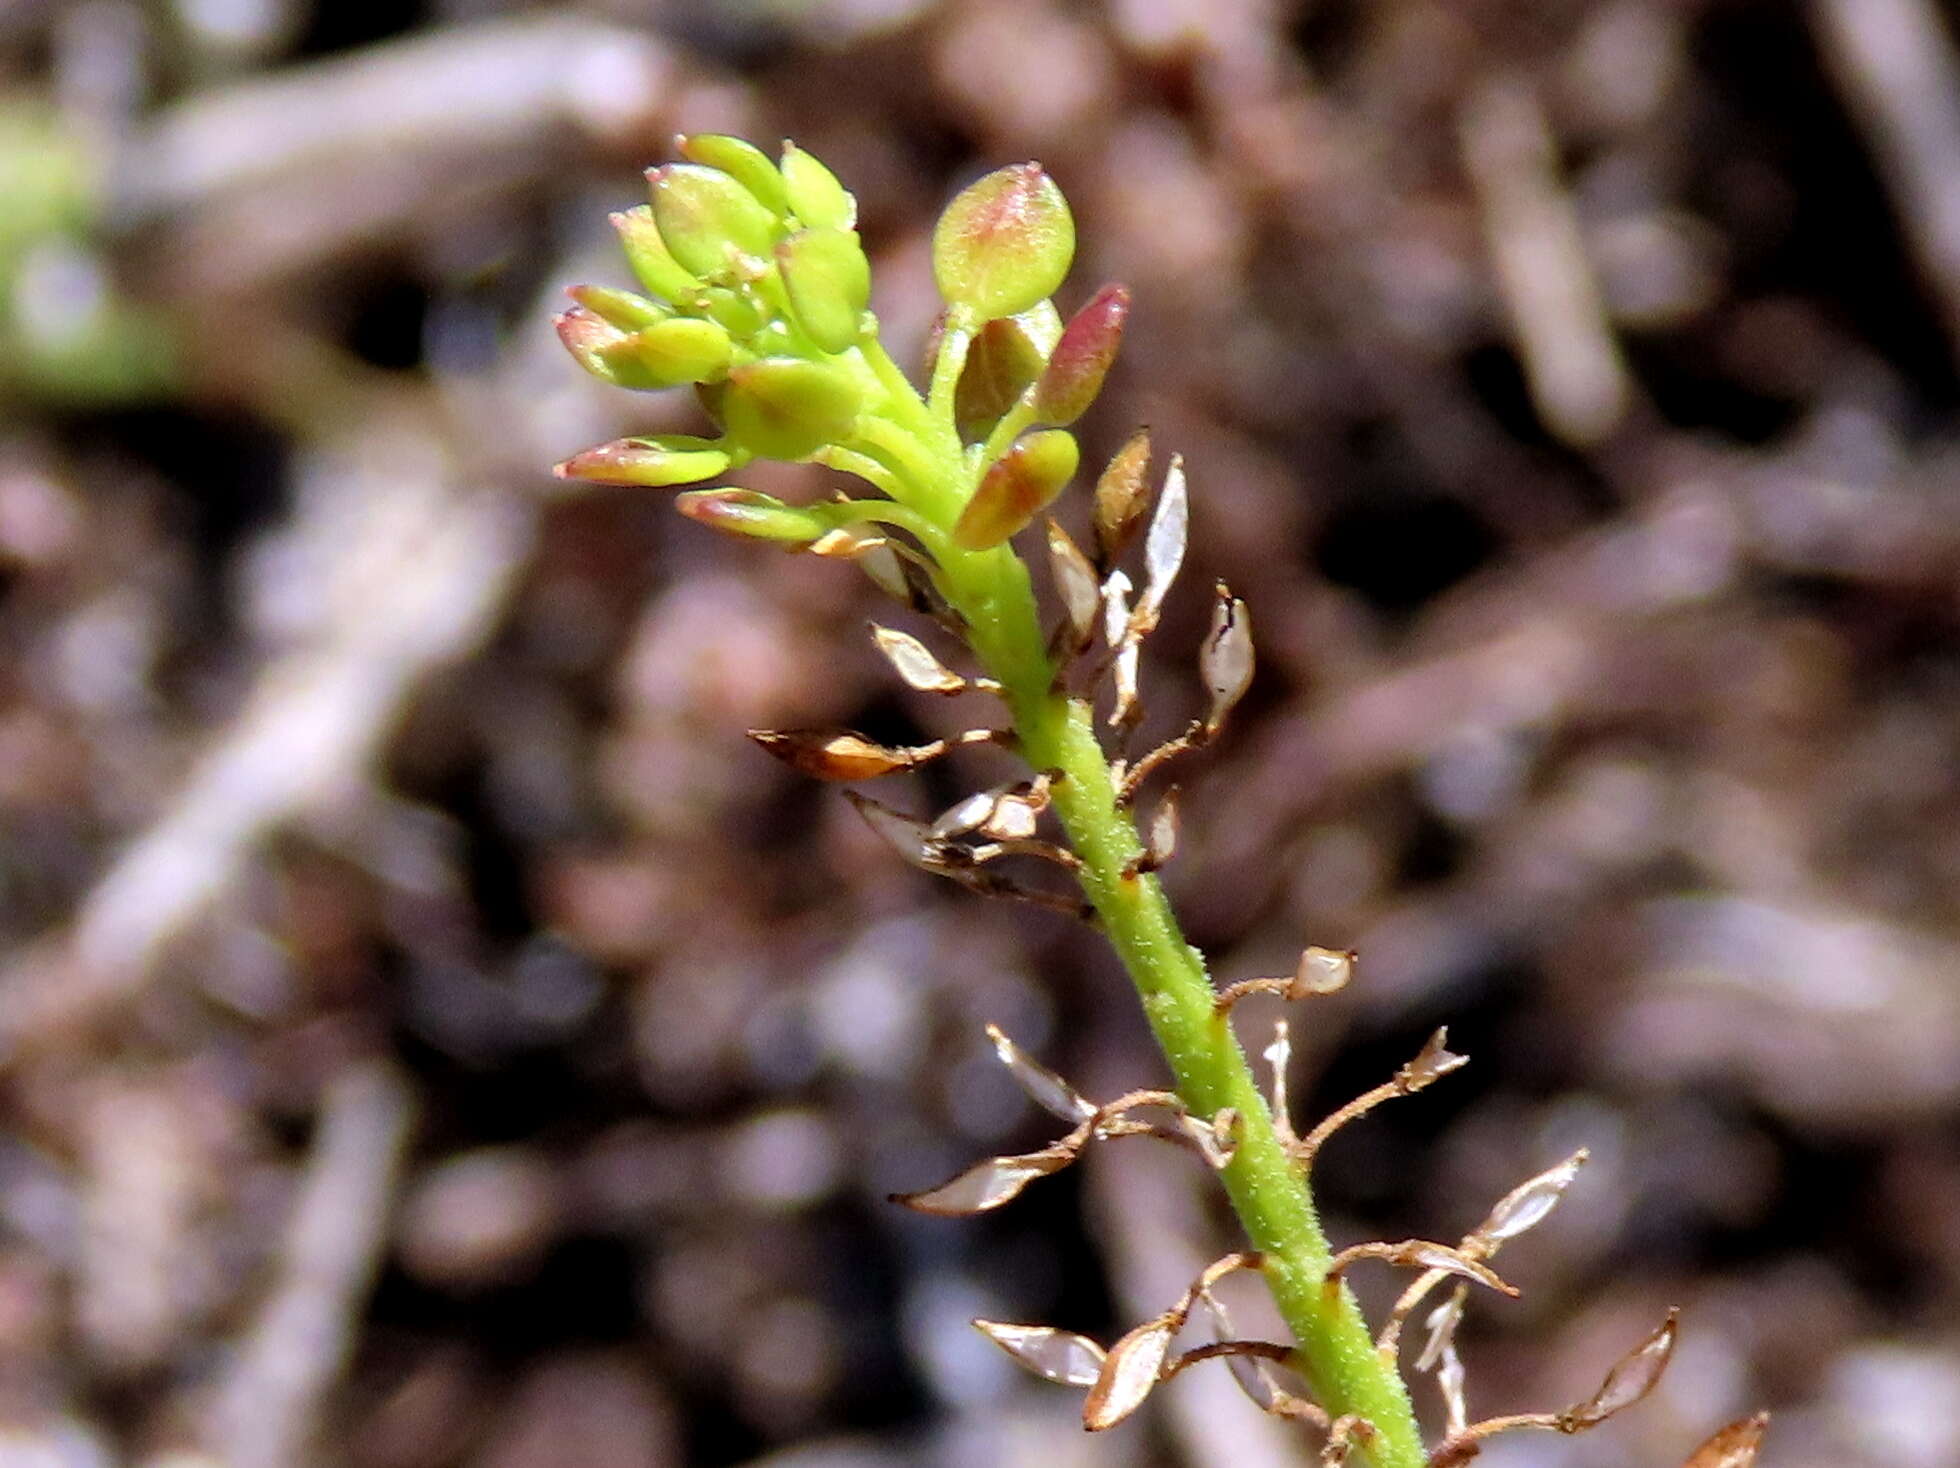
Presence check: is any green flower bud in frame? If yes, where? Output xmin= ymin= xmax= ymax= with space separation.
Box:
xmin=1032 ymin=283 xmax=1129 ymax=425
xmin=695 ymin=285 xmax=766 ymax=337
xmin=676 ymin=133 xmax=788 ymax=217
xmin=778 ymin=227 xmax=871 ymax=354
xmin=610 ymin=206 xmax=699 ymax=304
xmin=567 ymin=282 xmax=669 ymax=332
xmin=955 ymin=314 xmax=1046 ymax=442
xmin=605 ymin=316 xmax=733 ymax=388
xmin=932 ymin=163 xmax=1074 ymax=322
xmin=780 ymin=142 xmax=855 ymax=229
xmin=953 ymin=428 xmax=1080 ymax=549
xmin=648 ymin=163 xmax=780 ymax=279
xmin=675 ymin=487 xmax=832 ymax=543
xmin=723 ymin=356 xmax=864 ymax=460
xmin=554 ymin=435 xmax=731 ymax=487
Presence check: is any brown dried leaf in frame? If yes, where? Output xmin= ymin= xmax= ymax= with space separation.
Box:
xmin=1046 ymin=518 xmax=1101 ymax=653
xmin=1084 ymin=1315 xmax=1176 ymax=1430
xmin=1681 ymin=1412 xmax=1769 ymax=1468
xmin=1470 ymin=1150 xmax=1588 ymax=1252
xmin=972 ymin=1319 xmax=1106 ymax=1387
xmin=1563 ymin=1310 xmax=1679 ymax=1430
xmin=1199 ymin=583 xmax=1253 ymax=737
xmin=987 ymin=1024 xmax=1096 ymax=1123
xmin=870 ymin=624 xmax=967 ymax=694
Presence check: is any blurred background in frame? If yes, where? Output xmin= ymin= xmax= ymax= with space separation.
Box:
xmin=1 ymin=0 xmax=1958 ymax=1464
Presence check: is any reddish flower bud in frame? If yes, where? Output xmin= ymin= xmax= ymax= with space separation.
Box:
xmin=932 ymin=163 xmax=1075 ymax=322
xmin=1032 ymin=283 xmax=1129 ymax=425
xmin=674 ymin=487 xmax=830 ymax=543
xmin=953 ymin=429 xmax=1081 ymax=549
xmin=555 ymin=305 xmax=631 ymax=383
xmin=553 ymin=435 xmax=730 ymax=487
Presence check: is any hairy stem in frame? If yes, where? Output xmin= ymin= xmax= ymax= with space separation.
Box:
xmin=936 ymin=546 xmax=1426 ymax=1468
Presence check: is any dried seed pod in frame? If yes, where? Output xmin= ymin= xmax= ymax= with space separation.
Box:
xmin=1292 ymin=946 xmax=1353 ymax=997
xmin=891 ymin=1129 xmax=1087 ymax=1215
xmin=1046 ymin=518 xmax=1101 ymax=655
xmin=1125 ymin=786 xmax=1180 ymax=877
xmin=987 ymin=1024 xmax=1096 ymax=1123
xmin=1199 ymin=584 xmax=1254 ymax=737
xmin=932 ymin=788 xmax=1002 ymax=840
xmin=1560 ymin=1310 xmax=1678 ymax=1430
xmin=981 ymin=788 xmax=1046 ymax=841
xmin=1468 ymin=1150 xmax=1589 ymax=1253
xmin=1084 ymin=1315 xmax=1177 ymax=1431
xmin=1174 ymin=1105 xmax=1237 ymax=1169
xmin=1416 ymin=1286 xmax=1468 ymax=1373
xmin=1264 ymin=1020 xmax=1294 ymax=1144
xmin=1401 ymin=1028 xmax=1470 ymax=1090
xmin=870 ymin=624 xmax=967 ymax=694
xmin=748 ymin=729 xmax=945 ymax=780
xmin=1295 ymin=1028 xmax=1470 ymax=1166
xmin=1436 ymin=1337 xmax=1469 ymax=1438
xmin=1101 ymin=569 xmax=1141 ymax=727
xmin=972 ymin=1320 xmax=1106 ymax=1387
xmin=1681 ymin=1413 xmax=1769 ymax=1468
xmin=1192 ymin=1283 xmax=1317 ymax=1420
xmin=1133 ymin=454 xmax=1188 ymax=631
xmin=842 ymin=790 xmax=944 ymax=869
xmin=1325 ymin=1240 xmax=1517 ymax=1298
xmin=1093 ymin=427 xmax=1152 ymax=569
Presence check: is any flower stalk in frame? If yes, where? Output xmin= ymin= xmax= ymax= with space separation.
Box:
xmin=553 ymin=138 xmax=1713 ymax=1468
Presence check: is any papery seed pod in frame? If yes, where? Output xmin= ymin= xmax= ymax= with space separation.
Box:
xmin=610 ymin=206 xmax=701 ymax=304
xmin=780 ymin=141 xmax=856 ymax=230
xmin=723 ymin=356 xmax=864 ymax=460
xmin=1436 ymin=1337 xmax=1469 ymax=1438
xmin=892 ymin=1131 xmax=1085 ymax=1214
xmin=553 ymin=435 xmax=731 ymax=488
xmin=953 ymin=429 xmax=1080 ymax=549
xmin=1101 ymin=569 xmax=1140 ymax=726
xmin=1084 ymin=1316 xmax=1176 ymax=1431
xmin=778 ymin=227 xmax=871 ymax=354
xmin=981 ymin=788 xmax=1046 ymax=841
xmin=1264 ymin=1020 xmax=1294 ymax=1141
xmin=932 ymin=787 xmax=1001 ymax=839
xmin=1094 ymin=427 xmax=1152 ymax=569
xmin=933 ymin=162 xmax=1075 ymax=322
xmin=972 ymin=1320 xmax=1106 ymax=1387
xmin=1470 ymin=1150 xmax=1587 ymax=1251
xmin=1175 ymin=1105 xmax=1236 ymax=1169
xmin=748 ymin=729 xmax=944 ymax=780
xmin=1200 ymin=586 xmax=1254 ymax=737
xmin=567 ymin=282 xmax=669 ymax=331
xmin=1292 ymin=945 xmax=1352 ymax=997
xmin=1328 ymin=1240 xmax=1516 ymax=1297
xmin=1416 ymin=1286 xmax=1467 ymax=1372
xmin=648 ymin=162 xmax=782 ymax=278
xmin=870 ymin=624 xmax=966 ymax=694
xmin=1126 ymin=786 xmax=1179 ymax=877
xmin=1562 ymin=1311 xmax=1678 ymax=1430
xmin=1680 ymin=1413 xmax=1769 ymax=1468
xmin=607 ymin=316 xmax=734 ymax=388
xmin=1135 ymin=454 xmax=1188 ymax=627
xmin=677 ymin=133 xmax=788 ymax=217
xmin=675 ymin=489 xmax=831 ymax=543
xmin=956 ymin=315 xmax=1047 ymax=442
xmin=987 ymin=1024 xmax=1096 ymax=1123
xmin=1032 ymin=283 xmax=1130 ymax=425
xmin=842 ymin=790 xmax=941 ymax=868
xmin=1044 ymin=518 xmax=1101 ymax=654
xmin=1401 ymin=1028 xmax=1469 ymax=1090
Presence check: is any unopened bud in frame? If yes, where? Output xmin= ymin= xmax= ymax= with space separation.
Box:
xmin=780 ymin=141 xmax=856 ymax=230
xmin=674 ymin=488 xmax=833 ymax=544
xmin=607 ymin=316 xmax=733 ymax=388
xmin=723 ymin=356 xmax=864 ymax=460
xmin=1032 ymin=283 xmax=1129 ymax=425
xmin=554 ymin=435 xmax=731 ymax=487
xmin=1093 ymin=426 xmax=1152 ymax=567
xmin=676 ymin=133 xmax=787 ymax=217
xmin=778 ymin=227 xmax=871 ymax=354
xmin=567 ymin=283 xmax=668 ymax=332
xmin=953 ymin=429 xmax=1080 ymax=549
xmin=933 ymin=163 xmax=1075 ymax=322
xmin=556 ymin=305 xmax=632 ymax=383
xmin=647 ymin=163 xmax=781 ymax=279
xmin=956 ymin=315 xmax=1046 ymax=442
xmin=610 ymin=206 xmax=700 ymax=304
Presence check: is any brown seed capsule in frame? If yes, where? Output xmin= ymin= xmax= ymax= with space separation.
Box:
xmin=891 ymin=1129 xmax=1087 ymax=1215
xmin=1084 ymin=1315 xmax=1177 ymax=1431
xmin=987 ymin=1024 xmax=1096 ymax=1123
xmin=747 ymin=729 xmax=945 ymax=780
xmin=1199 ymin=585 xmax=1254 ymax=738
xmin=1469 ymin=1150 xmax=1588 ymax=1252
xmin=1045 ymin=518 xmax=1101 ymax=655
xmin=1562 ymin=1310 xmax=1680 ymax=1430
xmin=1093 ymin=427 xmax=1152 ymax=569
xmin=1680 ymin=1413 xmax=1769 ymax=1468
xmin=972 ymin=1320 xmax=1106 ymax=1387
xmin=869 ymin=624 xmax=967 ymax=694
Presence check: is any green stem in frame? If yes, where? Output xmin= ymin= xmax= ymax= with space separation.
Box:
xmin=937 ymin=547 xmax=1427 ymax=1468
